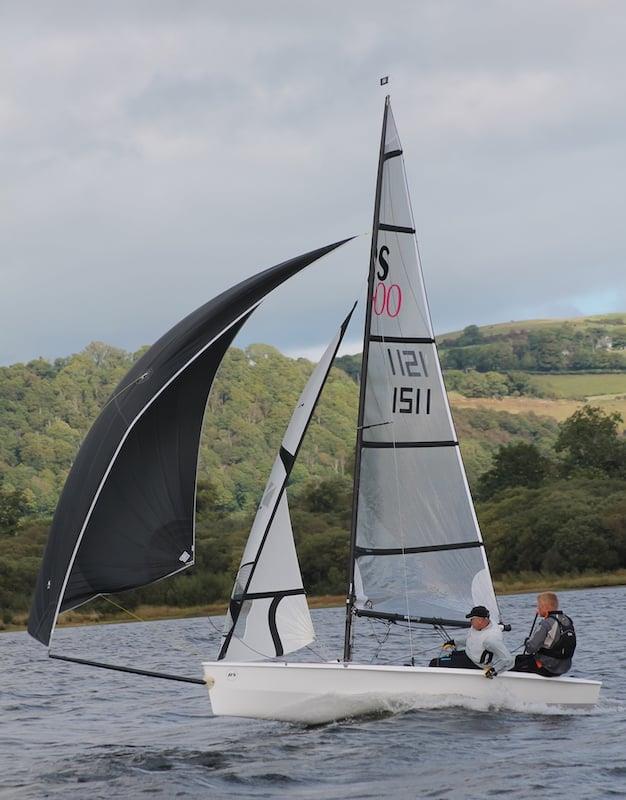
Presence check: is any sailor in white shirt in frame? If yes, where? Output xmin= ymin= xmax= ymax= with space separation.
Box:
xmin=463 ymin=605 xmax=514 ymax=677
xmin=429 ymin=605 xmax=514 ymax=678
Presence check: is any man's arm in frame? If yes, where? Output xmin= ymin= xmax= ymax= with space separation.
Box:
xmin=525 ymin=618 xmax=553 ymax=655
xmin=483 ymin=634 xmax=514 ymax=675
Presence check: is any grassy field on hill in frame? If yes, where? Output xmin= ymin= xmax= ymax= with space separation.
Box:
xmin=529 ymin=372 xmax=626 ymax=399
xmin=443 ymin=312 xmax=626 ymax=341
xmin=447 ymin=366 xmax=626 ymax=430
xmin=450 ymin=392 xmax=626 ymax=431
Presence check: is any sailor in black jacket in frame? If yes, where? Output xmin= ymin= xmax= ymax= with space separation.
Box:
xmin=513 ymin=591 xmax=576 ymax=677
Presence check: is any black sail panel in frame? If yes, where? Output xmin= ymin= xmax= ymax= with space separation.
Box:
xmin=59 ymin=328 xmax=239 ymax=610
xmin=29 ymin=239 xmax=352 ymax=646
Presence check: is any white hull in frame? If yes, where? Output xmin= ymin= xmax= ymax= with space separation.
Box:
xmin=202 ymin=661 xmax=602 ymax=724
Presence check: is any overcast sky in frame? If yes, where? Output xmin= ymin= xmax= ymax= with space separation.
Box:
xmin=1 ymin=1 xmax=625 ymax=365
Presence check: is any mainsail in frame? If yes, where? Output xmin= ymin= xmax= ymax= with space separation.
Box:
xmin=219 ymin=306 xmax=355 ymax=662
xmin=344 ymin=98 xmax=498 ymax=658
xmin=28 ymin=239 xmax=353 ymax=647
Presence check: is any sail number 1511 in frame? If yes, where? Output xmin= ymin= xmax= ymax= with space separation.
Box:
xmin=387 ymin=347 xmax=432 ymax=415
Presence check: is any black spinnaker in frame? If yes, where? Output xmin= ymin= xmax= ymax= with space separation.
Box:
xmin=29 ymin=239 xmax=352 ymax=647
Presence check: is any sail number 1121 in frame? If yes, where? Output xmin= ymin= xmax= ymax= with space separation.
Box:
xmin=387 ymin=347 xmax=432 ymax=415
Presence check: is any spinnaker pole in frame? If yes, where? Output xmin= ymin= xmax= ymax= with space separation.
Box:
xmin=343 ymin=96 xmax=390 ymax=662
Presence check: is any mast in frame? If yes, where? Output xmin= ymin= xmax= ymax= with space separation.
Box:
xmin=343 ymin=96 xmax=389 ymax=662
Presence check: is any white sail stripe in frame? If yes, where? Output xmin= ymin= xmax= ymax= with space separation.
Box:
xmin=48 ymin=301 xmax=262 ymax=646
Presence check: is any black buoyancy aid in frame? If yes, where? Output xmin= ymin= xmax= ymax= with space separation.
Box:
xmin=538 ymin=612 xmax=577 ymax=661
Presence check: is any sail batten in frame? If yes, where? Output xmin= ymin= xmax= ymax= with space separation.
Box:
xmin=356 ymin=541 xmax=485 ymax=556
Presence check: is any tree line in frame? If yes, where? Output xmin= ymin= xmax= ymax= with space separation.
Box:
xmin=1 ymin=404 xmax=624 ymax=625
xmin=476 ymin=406 xmax=626 ymax=574
xmin=440 ymin=322 xmax=626 ymax=373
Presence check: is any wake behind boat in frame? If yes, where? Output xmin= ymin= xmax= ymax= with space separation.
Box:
xmin=28 ymin=93 xmax=601 ymax=723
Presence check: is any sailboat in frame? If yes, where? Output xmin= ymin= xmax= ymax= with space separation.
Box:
xmin=29 ymin=96 xmax=601 ymax=723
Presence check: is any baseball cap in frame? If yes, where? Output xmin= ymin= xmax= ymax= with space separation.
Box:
xmin=466 ymin=605 xmax=490 ymax=619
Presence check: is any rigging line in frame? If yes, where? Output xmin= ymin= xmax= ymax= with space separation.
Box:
xmin=207 ymin=613 xmax=225 ymax=637
xmin=99 ymin=595 xmax=205 ymax=661
xmin=215 ymin=626 xmax=330 ymax=664
xmin=206 ymin=587 xmax=332 ymax=665
xmin=71 ymin=371 xmax=154 ymax=449
xmin=306 ymin=620 xmax=335 ymax=661
xmin=219 ymin=626 xmax=305 ymax=662
xmin=366 ymin=614 xmax=390 ymax=644
xmin=376 ymin=643 xmax=443 ymax=665
xmin=397 ymin=134 xmax=499 ymax=618
xmin=100 ymin=370 xmax=152 ymax=413
xmin=369 ymin=618 xmax=392 ymax=663
xmin=376 ymin=334 xmax=415 ymax=662
xmin=101 ymin=594 xmax=145 ymax=623
xmin=431 ymin=625 xmax=450 ymax=643
xmin=394 ymin=229 xmax=430 ymax=338
xmin=305 ymin=642 xmax=332 ymax=662
xmin=383 ymin=151 xmax=430 ymax=338
xmin=397 ymin=147 xmax=433 ymax=338
xmin=435 ymin=623 xmax=452 ymax=642
xmin=398 ymin=136 xmax=500 ymax=622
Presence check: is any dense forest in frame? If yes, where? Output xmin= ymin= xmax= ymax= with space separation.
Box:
xmin=439 ymin=316 xmax=626 ymax=372
xmin=0 ymin=340 xmax=562 ymax=515
xmin=1 ymin=315 xmax=626 ymax=626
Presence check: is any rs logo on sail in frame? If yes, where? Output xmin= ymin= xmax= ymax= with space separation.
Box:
xmin=377 ymin=245 xmax=390 ymax=280
xmin=373 ymin=244 xmax=403 ymax=317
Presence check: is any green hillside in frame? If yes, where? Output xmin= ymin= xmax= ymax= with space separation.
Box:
xmin=438 ymin=314 xmax=626 ymax=373
xmin=335 ymin=314 xmax=626 ymax=427
xmin=442 ymin=312 xmax=626 ymax=341
xmin=0 ymin=341 xmax=560 ymax=515
xmin=529 ymin=372 xmax=626 ymax=399
xmin=1 ymin=317 xmax=626 ymax=628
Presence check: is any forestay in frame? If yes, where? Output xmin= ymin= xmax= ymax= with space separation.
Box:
xmin=219 ymin=306 xmax=355 ymax=662
xmin=351 ymin=99 xmax=499 ymax=626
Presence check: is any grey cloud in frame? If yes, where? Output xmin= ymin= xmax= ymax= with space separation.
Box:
xmin=0 ymin=1 xmax=624 ymax=365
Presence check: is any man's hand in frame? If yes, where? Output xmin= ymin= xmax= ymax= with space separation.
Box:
xmin=441 ymin=640 xmax=456 ymax=651
xmin=484 ymin=667 xmax=497 ymax=679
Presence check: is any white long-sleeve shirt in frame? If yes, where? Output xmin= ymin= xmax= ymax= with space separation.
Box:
xmin=462 ymin=622 xmax=514 ymax=675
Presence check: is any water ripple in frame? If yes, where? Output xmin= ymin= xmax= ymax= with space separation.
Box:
xmin=2 ymin=586 xmax=625 ymax=799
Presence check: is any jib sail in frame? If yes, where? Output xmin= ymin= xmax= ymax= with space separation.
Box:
xmin=219 ymin=305 xmax=355 ymax=661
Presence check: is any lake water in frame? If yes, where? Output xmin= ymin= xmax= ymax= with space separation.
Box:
xmin=2 ymin=586 xmax=625 ymax=799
